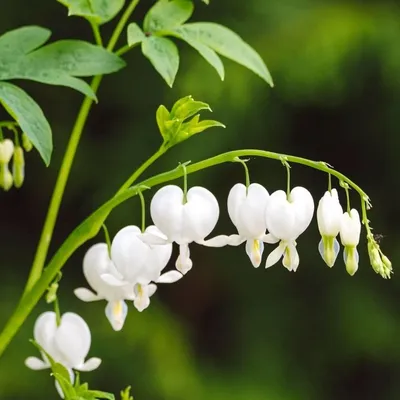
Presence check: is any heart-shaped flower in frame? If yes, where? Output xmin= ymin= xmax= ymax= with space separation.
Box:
xmin=265 ymin=187 xmax=314 ymax=271
xmin=150 ymin=185 xmax=219 ymax=274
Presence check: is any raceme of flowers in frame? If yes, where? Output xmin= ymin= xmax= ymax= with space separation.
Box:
xmin=27 ymin=182 xmax=391 ymax=396
xmin=74 ymin=182 xmax=368 ymax=330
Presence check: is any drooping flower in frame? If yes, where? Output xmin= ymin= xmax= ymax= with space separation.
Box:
xmin=317 ymin=189 xmax=343 ymax=267
xmin=339 ymin=209 xmax=361 ymax=276
xmin=265 ymin=187 xmax=314 ymax=271
xmin=0 ymin=138 xmax=14 ymax=191
xmin=102 ymin=225 xmax=181 ymax=312
xmin=200 ymin=183 xmax=272 ymax=267
xmin=74 ymin=243 xmax=135 ymax=331
xmin=149 ymin=185 xmax=219 ymax=274
xmin=25 ymin=312 xmax=101 ymax=397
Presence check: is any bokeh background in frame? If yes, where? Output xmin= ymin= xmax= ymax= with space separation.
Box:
xmin=0 ymin=0 xmax=399 ymax=399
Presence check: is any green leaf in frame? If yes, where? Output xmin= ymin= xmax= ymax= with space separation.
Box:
xmin=57 ymin=0 xmax=126 ymax=24
xmin=144 ymin=0 xmax=194 ymax=33
xmin=174 ymin=23 xmax=273 ymax=86
xmin=172 ymin=32 xmax=224 ymax=80
xmin=156 ymin=104 xmax=170 ymax=139
xmin=0 ymin=82 xmax=52 ymax=165
xmin=127 ymin=23 xmax=146 ymax=47
xmin=0 ymin=27 xmax=126 ymax=99
xmin=142 ymin=36 xmax=179 ymax=87
xmin=171 ymin=95 xmax=211 ymax=119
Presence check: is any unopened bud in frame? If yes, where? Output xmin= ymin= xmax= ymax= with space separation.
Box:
xmin=46 ymin=282 xmax=59 ymax=303
xmin=0 ymin=139 xmax=14 ymax=164
xmin=0 ymin=164 xmax=13 ymax=191
xmin=368 ymin=245 xmax=384 ymax=274
xmin=22 ymin=133 xmax=33 ymax=152
xmin=12 ymin=146 xmax=25 ymax=188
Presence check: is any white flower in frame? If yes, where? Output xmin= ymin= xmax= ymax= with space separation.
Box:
xmin=317 ymin=189 xmax=343 ymax=267
xmin=150 ymin=185 xmax=219 ymax=274
xmin=201 ymin=183 xmax=272 ymax=267
xmin=103 ymin=225 xmax=181 ymax=312
xmin=340 ymin=209 xmax=361 ymax=276
xmin=74 ymin=243 xmax=135 ymax=331
xmin=25 ymin=312 xmax=101 ymax=397
xmin=265 ymin=187 xmax=314 ymax=271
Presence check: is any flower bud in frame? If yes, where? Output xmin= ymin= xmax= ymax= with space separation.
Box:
xmin=0 ymin=139 xmax=14 ymax=164
xmin=12 ymin=146 xmax=25 ymax=188
xmin=0 ymin=164 xmax=13 ymax=191
xmin=368 ymin=243 xmax=383 ymax=274
xmin=22 ymin=133 xmax=33 ymax=152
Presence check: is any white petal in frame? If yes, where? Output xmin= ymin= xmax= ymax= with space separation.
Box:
xmin=150 ymin=185 xmax=184 ymax=242
xmin=54 ymin=313 xmax=91 ymax=368
xmin=282 ymin=242 xmax=299 ymax=271
xmin=145 ymin=239 xmax=173 ymax=282
xmin=82 ymin=243 xmax=126 ymax=302
xmin=230 ymin=183 xmax=269 ymax=238
xmin=317 ymin=189 xmax=343 ymax=237
xmin=245 ymin=239 xmax=264 ymax=268
xmin=111 ymin=226 xmax=150 ymax=283
xmin=290 ymin=186 xmax=315 ymax=237
xmin=133 ymin=284 xmax=151 ymax=312
xmin=198 ymin=235 xmax=233 ymax=247
xmin=100 ymin=273 xmax=127 ymax=287
xmin=76 ymin=357 xmax=102 ymax=372
xmin=340 ymin=209 xmax=361 ymax=246
xmin=147 ymin=283 xmax=158 ymax=297
xmin=262 ymin=233 xmax=280 ymax=244
xmin=157 ymin=270 xmax=183 ymax=283
xmin=25 ymin=356 xmax=49 ymax=370
xmin=74 ymin=288 xmax=102 ymax=302
xmin=183 ymin=186 xmax=219 ymax=242
xmin=266 ymin=190 xmax=297 ymax=240
xmin=265 ymin=241 xmax=286 ymax=268
xmin=227 ymin=183 xmax=247 ymax=227
xmin=33 ymin=312 xmax=58 ymax=357
xmin=175 ymin=243 xmax=193 ymax=274
xmin=105 ymin=300 xmax=128 ymax=331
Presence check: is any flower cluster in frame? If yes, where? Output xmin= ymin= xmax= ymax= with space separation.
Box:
xmin=27 ymin=180 xmax=392 ymax=397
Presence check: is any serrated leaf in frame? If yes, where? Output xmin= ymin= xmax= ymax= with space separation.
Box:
xmin=127 ymin=23 xmax=146 ymax=47
xmin=58 ymin=0 xmax=126 ymax=24
xmin=142 ymin=36 xmax=179 ymax=87
xmin=174 ymin=23 xmax=273 ymax=86
xmin=186 ymin=119 xmax=225 ymax=134
xmin=144 ymin=0 xmax=194 ymax=33
xmin=171 ymin=99 xmax=211 ymax=120
xmin=0 ymin=82 xmax=52 ymax=165
xmin=0 ymin=28 xmax=126 ymax=99
xmin=87 ymin=389 xmax=115 ymax=399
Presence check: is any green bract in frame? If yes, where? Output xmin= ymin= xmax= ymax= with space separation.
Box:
xmin=126 ymin=0 xmax=273 ymax=86
xmin=0 ymin=26 xmax=125 ymax=165
xmin=58 ymin=0 xmax=126 ymax=24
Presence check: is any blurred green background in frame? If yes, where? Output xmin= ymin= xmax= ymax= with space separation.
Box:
xmin=1 ymin=0 xmax=400 ymax=399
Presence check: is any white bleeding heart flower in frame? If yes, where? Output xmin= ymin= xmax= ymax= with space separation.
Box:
xmin=103 ymin=225 xmax=181 ymax=312
xmin=317 ymin=189 xmax=343 ymax=267
xmin=74 ymin=243 xmax=135 ymax=331
xmin=265 ymin=187 xmax=314 ymax=271
xmin=150 ymin=185 xmax=219 ymax=274
xmin=201 ymin=183 xmax=273 ymax=267
xmin=340 ymin=208 xmax=361 ymax=276
xmin=25 ymin=312 xmax=101 ymax=398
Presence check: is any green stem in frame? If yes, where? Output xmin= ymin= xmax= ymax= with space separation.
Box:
xmin=285 ymin=162 xmax=291 ymax=198
xmin=107 ymin=0 xmax=140 ymax=51
xmin=23 ymin=0 xmax=140 ymax=295
xmin=54 ymin=297 xmax=61 ymax=327
xmin=138 ymin=191 xmax=146 ymax=232
xmin=23 ymin=75 xmax=103 ymax=295
xmin=90 ymin=21 xmax=103 ymax=46
xmin=116 ymin=145 xmax=167 ymax=194
xmin=0 ymin=148 xmax=371 ymax=356
xmin=102 ymin=224 xmax=112 ymax=257
xmin=234 ymin=157 xmax=250 ymax=193
xmin=181 ymin=163 xmax=188 ymax=203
